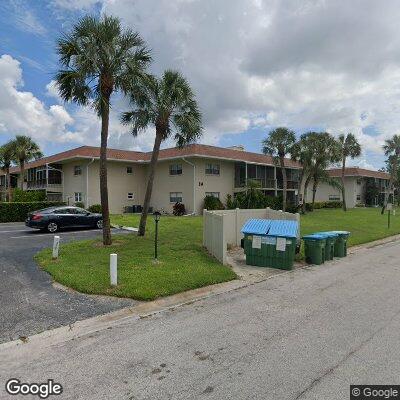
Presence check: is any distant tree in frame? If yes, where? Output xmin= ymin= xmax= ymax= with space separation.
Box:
xmin=0 ymin=141 xmax=15 ymax=201
xmin=11 ymin=136 xmax=42 ymax=190
xmin=55 ymin=15 xmax=151 ymax=245
xmin=122 ymin=70 xmax=202 ymax=236
xmin=383 ymin=135 xmax=400 ymax=205
xmin=337 ymin=133 xmax=361 ymax=211
xmin=262 ymin=127 xmax=296 ymax=212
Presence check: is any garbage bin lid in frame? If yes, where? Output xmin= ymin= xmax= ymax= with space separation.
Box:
xmin=313 ymin=231 xmax=339 ymax=237
xmin=302 ymin=234 xmax=327 ymax=240
xmin=241 ymin=219 xmax=271 ymax=235
xmin=329 ymin=230 xmax=350 ymax=236
xmin=268 ymin=220 xmax=299 ymax=238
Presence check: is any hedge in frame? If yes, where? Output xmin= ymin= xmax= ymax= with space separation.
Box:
xmin=305 ymin=201 xmax=342 ymax=211
xmin=0 ymin=201 xmax=66 ymax=223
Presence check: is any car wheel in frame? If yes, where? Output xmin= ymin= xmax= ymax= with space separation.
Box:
xmin=47 ymin=222 xmax=59 ymax=233
xmin=96 ymin=219 xmax=103 ymax=229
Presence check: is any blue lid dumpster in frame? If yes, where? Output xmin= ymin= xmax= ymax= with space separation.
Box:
xmin=241 ymin=219 xmax=299 ymax=270
xmin=313 ymin=231 xmax=339 ymax=261
xmin=302 ymin=234 xmax=327 ymax=265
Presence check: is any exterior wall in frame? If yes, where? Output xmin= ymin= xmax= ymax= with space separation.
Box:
xmin=62 ymin=162 xmax=87 ymax=205
xmin=87 ymin=161 xmax=147 ymax=214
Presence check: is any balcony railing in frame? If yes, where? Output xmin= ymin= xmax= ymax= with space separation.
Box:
xmin=277 ymin=180 xmax=300 ymax=189
xmin=26 ymin=180 xmax=62 ymax=190
xmin=235 ymin=178 xmax=276 ymax=189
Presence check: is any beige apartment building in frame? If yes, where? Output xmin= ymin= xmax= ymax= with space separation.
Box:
xmin=0 ymin=144 xmax=390 ymax=213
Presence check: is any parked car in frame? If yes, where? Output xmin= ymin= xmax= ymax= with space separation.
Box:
xmin=25 ymin=206 xmax=103 ymax=233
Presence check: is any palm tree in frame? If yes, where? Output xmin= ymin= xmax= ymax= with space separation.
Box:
xmin=338 ymin=133 xmax=361 ymax=211
xmin=383 ymin=134 xmax=400 ymax=205
xmin=262 ymin=127 xmax=296 ymax=212
xmin=0 ymin=141 xmax=15 ymax=201
xmin=55 ymin=15 xmax=151 ymax=245
xmin=292 ymin=132 xmax=340 ymax=212
xmin=122 ymin=70 xmax=202 ymax=236
xmin=12 ymin=136 xmax=43 ymax=190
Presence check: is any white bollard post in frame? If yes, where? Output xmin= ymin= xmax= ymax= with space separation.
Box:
xmin=110 ymin=253 xmax=118 ymax=286
xmin=52 ymin=236 xmax=60 ymax=259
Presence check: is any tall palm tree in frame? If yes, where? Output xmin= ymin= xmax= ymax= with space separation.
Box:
xmin=55 ymin=15 xmax=151 ymax=245
xmin=337 ymin=133 xmax=361 ymax=211
xmin=292 ymin=132 xmax=340 ymax=212
xmin=12 ymin=136 xmax=43 ymax=190
xmin=0 ymin=141 xmax=15 ymax=201
xmin=383 ymin=134 xmax=400 ymax=205
xmin=122 ymin=70 xmax=202 ymax=236
xmin=262 ymin=127 xmax=296 ymax=212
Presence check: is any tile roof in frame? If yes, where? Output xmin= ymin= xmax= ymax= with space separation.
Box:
xmin=6 ymin=143 xmax=301 ymax=174
xmin=327 ymin=167 xmax=390 ymax=180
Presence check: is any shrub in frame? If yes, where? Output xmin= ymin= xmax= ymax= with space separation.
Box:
xmin=0 ymin=201 xmax=66 ymax=223
xmin=75 ymin=202 xmax=85 ymax=209
xmin=204 ymin=195 xmax=224 ymax=210
xmin=12 ymin=188 xmax=46 ymax=202
xmin=88 ymin=204 xmax=102 ymax=213
xmin=305 ymin=201 xmax=342 ymax=211
xmin=173 ymin=202 xmax=186 ymax=216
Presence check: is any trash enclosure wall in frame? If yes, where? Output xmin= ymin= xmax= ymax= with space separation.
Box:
xmin=203 ymin=208 xmax=300 ymax=265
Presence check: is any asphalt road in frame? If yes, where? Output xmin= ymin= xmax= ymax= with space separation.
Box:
xmin=0 ymin=223 xmax=135 ymax=343
xmin=2 ymin=239 xmax=400 ymax=399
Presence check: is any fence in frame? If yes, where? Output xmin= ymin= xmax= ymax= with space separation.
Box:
xmin=203 ymin=208 xmax=300 ymax=265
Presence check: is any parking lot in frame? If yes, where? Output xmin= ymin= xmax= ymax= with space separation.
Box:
xmin=0 ymin=223 xmax=135 ymax=343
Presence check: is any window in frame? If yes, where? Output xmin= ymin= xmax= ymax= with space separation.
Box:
xmin=205 ymin=163 xmax=220 ymax=175
xmin=328 ymin=195 xmax=340 ymax=201
xmin=169 ymin=164 xmax=182 ymax=175
xmin=74 ymin=192 xmax=82 ymax=202
xmin=74 ymin=165 xmax=82 ymax=176
xmin=73 ymin=208 xmax=88 ymax=215
xmin=205 ymin=192 xmax=220 ymax=199
xmin=126 ymin=166 xmax=133 ymax=174
xmin=357 ymin=178 xmax=362 ymax=185
xmin=170 ymin=192 xmax=183 ymax=203
xmin=356 ymin=194 xmax=361 ymax=201
xmin=127 ymin=193 xmax=134 ymax=200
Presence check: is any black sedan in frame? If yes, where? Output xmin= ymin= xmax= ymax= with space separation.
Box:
xmin=26 ymin=206 xmax=103 ymax=233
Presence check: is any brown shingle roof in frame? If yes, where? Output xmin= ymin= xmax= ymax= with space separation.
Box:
xmin=6 ymin=143 xmax=301 ymax=174
xmin=327 ymin=167 xmax=390 ymax=180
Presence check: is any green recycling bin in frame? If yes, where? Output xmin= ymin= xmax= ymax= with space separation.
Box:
xmin=330 ymin=231 xmax=350 ymax=257
xmin=314 ymin=232 xmax=339 ymax=261
xmin=302 ymin=234 xmax=326 ymax=265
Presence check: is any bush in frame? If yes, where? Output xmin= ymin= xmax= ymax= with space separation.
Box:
xmin=204 ymin=195 xmax=225 ymax=210
xmin=173 ymin=202 xmax=186 ymax=216
xmin=305 ymin=201 xmax=342 ymax=211
xmin=88 ymin=204 xmax=102 ymax=213
xmin=12 ymin=188 xmax=46 ymax=202
xmin=75 ymin=202 xmax=85 ymax=209
xmin=0 ymin=201 xmax=66 ymax=223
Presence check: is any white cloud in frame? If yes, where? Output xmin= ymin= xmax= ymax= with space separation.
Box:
xmin=50 ymin=0 xmax=100 ymax=11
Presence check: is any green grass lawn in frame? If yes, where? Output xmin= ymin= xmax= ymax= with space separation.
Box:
xmin=36 ymin=207 xmax=399 ymax=301
xmin=35 ymin=215 xmax=237 ymax=301
xmin=301 ymin=207 xmax=400 ymax=247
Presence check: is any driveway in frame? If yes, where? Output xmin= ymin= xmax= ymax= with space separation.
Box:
xmin=2 ymin=239 xmax=400 ymax=399
xmin=0 ymin=223 xmax=135 ymax=343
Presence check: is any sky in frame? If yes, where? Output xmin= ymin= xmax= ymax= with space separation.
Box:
xmin=1 ymin=0 xmax=400 ymax=170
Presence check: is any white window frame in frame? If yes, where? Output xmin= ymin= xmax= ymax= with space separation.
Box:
xmin=74 ymin=192 xmax=82 ymax=202
xmin=126 ymin=166 xmax=133 ymax=175
xmin=170 ymin=192 xmax=183 ymax=203
xmin=205 ymin=192 xmax=220 ymax=199
xmin=328 ymin=195 xmax=340 ymax=201
xmin=205 ymin=163 xmax=220 ymax=175
xmin=169 ymin=164 xmax=182 ymax=176
xmin=127 ymin=192 xmax=134 ymax=200
xmin=74 ymin=165 xmax=82 ymax=176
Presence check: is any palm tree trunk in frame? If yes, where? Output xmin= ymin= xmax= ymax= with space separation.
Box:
xmin=280 ymin=157 xmax=287 ymax=212
xmin=302 ymin=174 xmax=312 ymax=213
xmin=138 ymin=128 xmax=163 ymax=236
xmin=311 ymin=177 xmax=317 ymax=207
xmin=6 ymin=168 xmax=11 ymax=202
xmin=100 ymin=94 xmax=112 ymax=246
xmin=341 ymin=156 xmax=347 ymax=211
xmin=19 ymin=160 xmax=25 ymax=190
